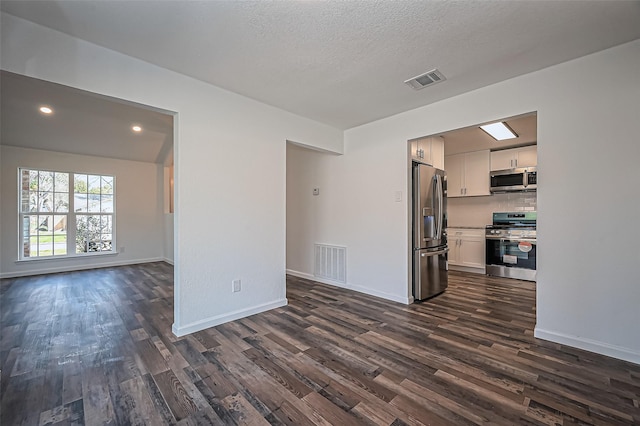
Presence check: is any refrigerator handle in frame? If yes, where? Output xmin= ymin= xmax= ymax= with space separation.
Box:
xmin=422 ymin=248 xmax=449 ymax=256
xmin=435 ymin=174 xmax=444 ymax=240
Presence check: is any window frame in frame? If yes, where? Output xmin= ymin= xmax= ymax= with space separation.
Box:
xmin=17 ymin=168 xmax=117 ymax=261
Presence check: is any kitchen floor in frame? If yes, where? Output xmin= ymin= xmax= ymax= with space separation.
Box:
xmin=1 ymin=264 xmax=638 ymax=425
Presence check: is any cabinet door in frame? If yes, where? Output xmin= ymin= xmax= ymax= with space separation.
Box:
xmin=459 ymin=239 xmax=485 ymax=268
xmin=448 ymin=239 xmax=460 ymax=265
xmin=516 ymin=145 xmax=537 ymax=168
xmin=444 ymin=154 xmax=465 ymax=197
xmin=490 ymin=149 xmax=515 ymax=170
xmin=410 ymin=139 xmax=420 ymax=161
xmin=430 ymin=136 xmax=445 ymax=170
xmin=418 ymin=138 xmax=432 ymax=165
xmin=463 ymin=150 xmax=490 ymax=196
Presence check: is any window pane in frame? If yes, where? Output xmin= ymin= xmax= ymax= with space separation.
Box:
xmin=53 ymin=215 xmax=67 ymax=255
xmin=101 ymin=234 xmax=113 ymax=252
xmin=101 ymin=195 xmax=113 ymax=213
xmin=39 ymin=171 xmax=54 ymax=192
xmin=21 ymin=190 xmax=30 ymax=212
xmin=76 ymin=216 xmax=88 ymax=253
xmin=101 ymin=176 xmax=113 ymax=194
xmin=38 ymin=215 xmax=54 ymax=256
xmin=74 ymin=174 xmax=88 ymax=193
xmin=29 ymin=170 xmax=39 ymax=191
xmin=101 ymin=215 xmax=112 ymax=234
xmin=88 ymin=194 xmax=101 ymax=212
xmin=55 ymin=172 xmax=69 ymax=192
xmin=29 ymin=191 xmax=38 ymax=212
xmin=88 ymin=175 xmax=101 ymax=194
xmin=54 ymin=193 xmax=69 ymax=212
xmin=53 ymin=215 xmax=67 ymax=233
xmin=37 ymin=214 xmax=52 ymax=232
xmin=74 ymin=193 xmax=88 ymax=212
xmin=21 ymin=169 xmax=30 ymax=191
xmin=87 ymin=215 xmax=100 ymax=234
xmin=29 ymin=216 xmax=38 ymax=235
xmin=39 ymin=191 xmax=54 ymax=212
xmin=23 ymin=216 xmax=31 ymax=257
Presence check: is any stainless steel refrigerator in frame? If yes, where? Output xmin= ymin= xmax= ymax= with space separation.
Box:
xmin=412 ymin=162 xmax=448 ymax=300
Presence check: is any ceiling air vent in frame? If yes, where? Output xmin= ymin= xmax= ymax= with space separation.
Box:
xmin=404 ymin=69 xmax=446 ymax=90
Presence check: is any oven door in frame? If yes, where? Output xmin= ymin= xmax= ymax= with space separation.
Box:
xmin=485 ymin=236 xmax=537 ymax=281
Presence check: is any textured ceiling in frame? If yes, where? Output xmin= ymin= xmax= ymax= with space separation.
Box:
xmin=2 ymin=1 xmax=640 ymax=130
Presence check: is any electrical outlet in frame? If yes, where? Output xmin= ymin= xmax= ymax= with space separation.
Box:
xmin=232 ymin=279 xmax=241 ymax=292
xmin=313 ymin=188 xmax=320 ymax=196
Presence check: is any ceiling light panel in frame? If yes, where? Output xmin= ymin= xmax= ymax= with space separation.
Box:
xmin=480 ymin=122 xmax=518 ymax=140
xmin=39 ymin=106 xmax=53 ymax=114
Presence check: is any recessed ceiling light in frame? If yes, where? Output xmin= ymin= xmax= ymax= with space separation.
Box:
xmin=480 ymin=122 xmax=518 ymax=141
xmin=132 ymin=125 xmax=142 ymax=133
xmin=39 ymin=106 xmax=53 ymax=114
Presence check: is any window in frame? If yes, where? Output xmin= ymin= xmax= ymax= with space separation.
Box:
xmin=19 ymin=168 xmax=115 ymax=259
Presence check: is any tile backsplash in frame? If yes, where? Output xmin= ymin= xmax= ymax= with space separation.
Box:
xmin=447 ymin=192 xmax=537 ymax=227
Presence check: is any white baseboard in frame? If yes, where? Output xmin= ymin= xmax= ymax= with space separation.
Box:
xmin=172 ymin=298 xmax=288 ymax=337
xmin=285 ymin=269 xmax=315 ymax=281
xmin=0 ymin=257 xmax=166 ymax=279
xmin=163 ymin=257 xmax=174 ymax=266
xmin=286 ymin=269 xmax=411 ymax=305
xmin=534 ymin=327 xmax=640 ymax=365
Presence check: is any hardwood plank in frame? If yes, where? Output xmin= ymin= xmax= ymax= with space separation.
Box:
xmin=222 ymin=392 xmax=271 ymax=426
xmin=2 ymin=263 xmax=640 ymax=425
xmin=153 ymin=369 xmax=198 ymax=421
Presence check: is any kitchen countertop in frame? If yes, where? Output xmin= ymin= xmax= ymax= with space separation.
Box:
xmin=447 ymin=225 xmax=486 ymax=229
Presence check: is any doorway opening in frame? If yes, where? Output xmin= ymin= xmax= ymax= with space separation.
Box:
xmin=0 ymin=70 xmax=176 ymax=307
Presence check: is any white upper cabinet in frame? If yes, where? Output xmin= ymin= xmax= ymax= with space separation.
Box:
xmin=445 ymin=150 xmax=490 ymax=197
xmin=490 ymin=145 xmax=537 ymax=170
xmin=410 ymin=136 xmax=444 ymax=169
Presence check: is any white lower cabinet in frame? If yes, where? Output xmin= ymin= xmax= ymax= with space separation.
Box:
xmin=448 ymin=228 xmax=485 ymax=272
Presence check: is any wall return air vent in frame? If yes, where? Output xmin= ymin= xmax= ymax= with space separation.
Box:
xmin=314 ymin=244 xmax=346 ymax=284
xmin=404 ymin=69 xmax=446 ymax=90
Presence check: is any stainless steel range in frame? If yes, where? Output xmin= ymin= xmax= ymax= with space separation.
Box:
xmin=485 ymin=212 xmax=537 ymax=281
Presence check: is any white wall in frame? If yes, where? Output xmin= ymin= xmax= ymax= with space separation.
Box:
xmin=288 ymin=40 xmax=640 ymax=364
xmin=1 ymin=13 xmax=343 ymax=336
xmin=0 ymin=146 xmax=164 ymax=277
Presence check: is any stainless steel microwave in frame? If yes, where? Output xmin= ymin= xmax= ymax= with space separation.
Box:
xmin=490 ymin=167 xmax=537 ymax=193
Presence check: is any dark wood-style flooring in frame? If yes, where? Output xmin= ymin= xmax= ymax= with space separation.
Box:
xmin=1 ymin=262 xmax=639 ymax=425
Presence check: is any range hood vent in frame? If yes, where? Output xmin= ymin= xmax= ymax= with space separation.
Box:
xmin=404 ymin=69 xmax=446 ymax=90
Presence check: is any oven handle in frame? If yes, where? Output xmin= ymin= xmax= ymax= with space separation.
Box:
xmin=485 ymin=236 xmax=537 ymax=243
